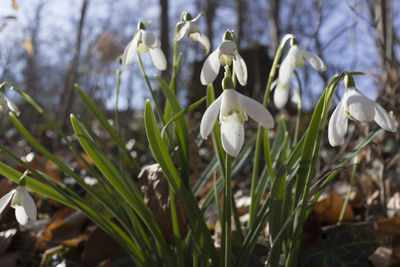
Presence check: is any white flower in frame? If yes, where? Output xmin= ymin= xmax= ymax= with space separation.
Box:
xmin=175 ymin=13 xmax=210 ymax=54
xmin=274 ymin=44 xmax=326 ymax=109
xmin=122 ymin=27 xmax=167 ymax=71
xmin=200 ymin=40 xmax=247 ymax=86
xmin=200 ymin=89 xmax=274 ymax=157
xmin=273 ymin=82 xmax=289 ymax=110
xmin=0 ymin=186 xmax=37 ymax=225
xmin=328 ymin=87 xmax=397 ymax=146
xmin=0 ymin=93 xmax=20 ymax=116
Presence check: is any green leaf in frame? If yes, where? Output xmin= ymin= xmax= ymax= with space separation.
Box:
xmin=70 ymin=114 xmax=175 ymax=266
xmin=155 ymin=75 xmax=190 ymax=184
xmin=312 ymin=126 xmax=384 ymax=202
xmin=161 ymin=97 xmax=206 ymax=140
xmin=144 ymin=99 xmax=218 ymax=264
xmin=75 ymin=84 xmax=140 ymax=173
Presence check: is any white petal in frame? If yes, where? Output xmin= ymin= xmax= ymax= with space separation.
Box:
xmin=328 ymin=96 xmax=348 ymax=147
xmin=302 ymin=49 xmax=327 ymax=71
xmin=15 ymin=205 xmax=28 ymax=225
xmin=219 ymin=90 xmax=241 ymax=118
xmin=11 ymin=186 xmax=24 ymax=206
xmin=190 ymin=32 xmax=210 ymax=55
xmin=346 ymin=88 xmax=375 ymax=122
xmin=218 ymin=40 xmax=236 ymax=56
xmin=220 ymin=114 xmax=244 ymax=157
xmin=5 ymin=97 xmax=20 ymax=116
xmin=200 ymin=49 xmax=220 ymax=85
xmin=23 ymin=190 xmax=37 ymax=221
xmin=200 ymin=93 xmax=223 ymax=139
xmin=273 ymin=84 xmax=289 ymax=109
xmin=233 ymin=51 xmax=248 ymax=86
xmin=122 ymin=32 xmax=140 ymax=66
xmin=291 ymin=45 xmax=305 ymax=66
xmin=291 ymin=85 xmax=300 ymax=105
xmin=0 ymin=190 xmax=15 ymax=214
xmin=237 ymin=92 xmax=274 ymax=129
xmin=278 ymin=56 xmax=294 ymax=86
xmin=270 ymin=80 xmax=278 ymax=91
xmin=373 ymin=102 xmax=397 ymax=132
xmin=175 ymin=23 xmax=190 ymax=42
xmin=142 ymin=31 xmax=160 ymax=48
xmin=149 ymin=48 xmax=167 ymax=71
xmin=191 ymin=13 xmax=202 ymax=22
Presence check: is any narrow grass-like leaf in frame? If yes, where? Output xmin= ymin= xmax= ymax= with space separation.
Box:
xmin=144 ymin=99 xmax=218 ymax=264
xmin=161 ymin=96 xmax=206 ymax=140
xmin=155 ymin=75 xmax=190 ymax=184
xmin=75 ymin=84 xmax=140 ymax=173
xmin=70 ymin=114 xmax=176 ymax=266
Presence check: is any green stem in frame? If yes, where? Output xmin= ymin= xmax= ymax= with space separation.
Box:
xmin=248 ymin=34 xmax=294 ymax=228
xmin=224 ymin=154 xmax=232 ymax=267
xmin=286 ymin=75 xmax=343 ymax=267
xmin=337 ymin=158 xmax=358 ymax=225
xmin=293 ymin=70 xmax=303 ymax=147
xmin=137 ymin=52 xmax=165 ymax=124
xmin=170 ymin=191 xmax=184 ymax=267
xmin=115 ymin=68 xmax=122 ymax=136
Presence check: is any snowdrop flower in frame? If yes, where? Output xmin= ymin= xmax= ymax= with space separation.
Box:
xmin=0 ymin=92 xmax=20 ymax=116
xmin=200 ymin=72 xmax=274 ymax=157
xmin=0 ymin=186 xmax=36 ymax=225
xmin=274 ymin=39 xmax=326 ymax=109
xmin=200 ymin=31 xmax=247 ymax=86
xmin=122 ymin=21 xmax=167 ymax=71
xmin=175 ymin=12 xmax=210 ymax=54
xmin=328 ymin=75 xmax=397 ymax=147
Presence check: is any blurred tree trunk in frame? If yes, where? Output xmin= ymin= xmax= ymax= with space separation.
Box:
xmin=159 ymin=0 xmax=169 ymax=104
xmin=368 ymin=0 xmax=399 ymax=116
xmin=201 ymin=0 xmax=219 ymax=50
xmin=57 ymin=0 xmax=89 ymax=129
xmin=24 ymin=0 xmax=45 ymax=100
xmin=159 ymin=0 xmax=169 ymax=73
xmin=267 ymin=0 xmax=280 ymax=57
xmin=235 ymin=0 xmax=245 ymax=47
xmin=373 ymin=0 xmax=398 ymax=98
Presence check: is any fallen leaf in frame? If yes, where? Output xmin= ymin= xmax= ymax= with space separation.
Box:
xmin=314 ymin=190 xmax=355 ymax=224
xmin=83 ymin=226 xmax=118 ymax=266
xmin=61 ymin=234 xmax=88 ymax=248
xmin=35 ymin=208 xmax=87 ymax=251
xmin=365 ymin=217 xmax=400 ymax=237
xmin=138 ymin=164 xmax=187 ymax=243
xmin=387 ymin=192 xmax=400 ymax=217
xmin=368 ymin=246 xmax=392 ymax=267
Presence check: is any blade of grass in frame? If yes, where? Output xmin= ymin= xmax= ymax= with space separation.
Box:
xmin=144 ymin=99 xmax=218 ymax=264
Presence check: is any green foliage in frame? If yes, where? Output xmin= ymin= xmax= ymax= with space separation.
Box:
xmin=0 ymin=26 xmax=389 ymax=267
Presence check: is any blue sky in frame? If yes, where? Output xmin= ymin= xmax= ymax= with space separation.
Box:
xmin=1 ymin=0 xmax=398 ymax=110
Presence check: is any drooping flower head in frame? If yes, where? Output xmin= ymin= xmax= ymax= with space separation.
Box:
xmin=328 ymin=74 xmax=397 ymax=146
xmin=0 ymin=84 xmax=20 ymax=116
xmin=0 ymin=172 xmax=36 ymax=225
xmin=200 ymin=68 xmax=274 ymax=157
xmin=200 ymin=30 xmax=247 ymax=86
xmin=175 ymin=12 xmax=210 ymax=54
xmin=122 ymin=21 xmax=167 ymax=71
xmin=274 ymin=38 xmax=326 ymax=109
